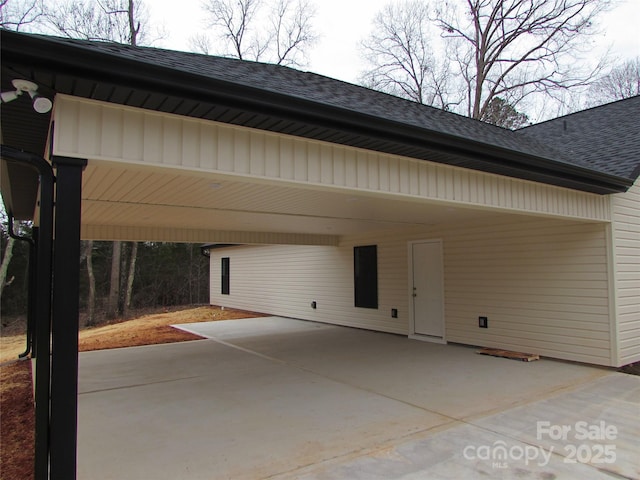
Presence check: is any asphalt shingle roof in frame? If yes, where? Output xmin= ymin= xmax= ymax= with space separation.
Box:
xmin=3 ymin=31 xmax=639 ymax=189
xmin=50 ymin=38 xmax=581 ymax=167
xmin=519 ymin=96 xmax=640 ymax=179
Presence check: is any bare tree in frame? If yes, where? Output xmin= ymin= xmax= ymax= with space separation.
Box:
xmin=0 ymin=0 xmax=45 ymax=31
xmin=81 ymin=240 xmax=97 ymax=325
xmin=105 ymin=240 xmax=121 ymax=319
xmin=43 ymin=0 xmax=155 ymax=45
xmin=188 ymin=32 xmax=213 ymax=55
xmin=43 ymin=0 xmax=147 ymax=320
xmin=359 ymin=0 xmax=458 ymax=109
xmin=361 ymin=0 xmax=614 ymax=120
xmin=123 ymin=241 xmax=137 ymax=316
xmin=0 ymin=236 xmax=15 ymax=298
xmin=200 ymin=0 xmax=262 ymax=60
xmin=270 ymin=0 xmax=317 ymax=66
xmin=589 ymin=57 xmax=640 ymax=104
xmin=435 ymin=0 xmax=614 ymax=120
xmin=194 ymin=0 xmax=317 ymax=66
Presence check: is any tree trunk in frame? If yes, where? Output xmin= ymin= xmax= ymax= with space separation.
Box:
xmin=123 ymin=241 xmax=138 ymax=317
xmin=189 ymin=244 xmax=194 ymax=304
xmin=106 ymin=241 xmax=121 ymax=319
xmin=85 ymin=240 xmax=96 ymax=326
xmin=0 ymin=236 xmax=15 ymax=298
xmin=127 ymin=0 xmax=139 ymax=46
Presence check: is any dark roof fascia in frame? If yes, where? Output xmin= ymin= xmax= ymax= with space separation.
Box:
xmin=1 ymin=31 xmax=633 ymax=194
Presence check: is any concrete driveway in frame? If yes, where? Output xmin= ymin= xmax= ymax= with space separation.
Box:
xmin=77 ymin=317 xmax=640 ymax=479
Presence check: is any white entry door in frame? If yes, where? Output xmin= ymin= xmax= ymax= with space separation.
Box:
xmin=411 ymin=240 xmax=444 ymax=339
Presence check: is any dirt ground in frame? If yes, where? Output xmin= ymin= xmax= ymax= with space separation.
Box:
xmin=0 ymin=305 xmax=265 ymax=480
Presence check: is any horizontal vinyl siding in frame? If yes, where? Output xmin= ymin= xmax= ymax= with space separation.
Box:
xmin=210 ymin=217 xmax=613 ymax=365
xmin=209 ymin=242 xmax=408 ymax=334
xmin=440 ymin=220 xmax=611 ymax=365
xmin=612 ymin=179 xmax=640 ymax=365
xmin=54 ymin=95 xmax=610 ymax=222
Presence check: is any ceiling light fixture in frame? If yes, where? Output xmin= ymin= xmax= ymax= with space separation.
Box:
xmin=0 ymin=79 xmax=53 ymax=114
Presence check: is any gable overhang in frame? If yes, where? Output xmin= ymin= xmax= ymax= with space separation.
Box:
xmin=1 ymin=29 xmax=634 ymax=198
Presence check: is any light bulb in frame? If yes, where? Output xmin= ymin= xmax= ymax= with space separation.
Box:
xmin=32 ymin=95 xmax=53 ymax=114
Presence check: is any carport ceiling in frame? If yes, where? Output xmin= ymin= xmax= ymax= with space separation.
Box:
xmin=82 ymin=162 xmax=501 ymax=237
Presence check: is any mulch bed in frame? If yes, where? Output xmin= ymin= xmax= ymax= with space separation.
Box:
xmin=0 ymin=360 xmax=35 ymax=480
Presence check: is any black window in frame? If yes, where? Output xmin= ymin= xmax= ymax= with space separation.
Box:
xmin=221 ymin=257 xmax=230 ymax=295
xmin=354 ymin=245 xmax=378 ymax=309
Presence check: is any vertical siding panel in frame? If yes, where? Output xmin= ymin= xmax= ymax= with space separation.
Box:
xmin=418 ymin=163 xmax=429 ymax=196
xmin=469 ymin=172 xmax=479 ymax=204
xmin=356 ymin=151 xmax=368 ymax=188
xmin=461 ymin=170 xmax=471 ymax=202
xmin=333 ymin=147 xmax=346 ymax=186
xmin=389 ymin=157 xmax=401 ymax=193
xmin=233 ymin=129 xmax=251 ymax=174
xmin=489 ymin=177 xmax=499 ymax=206
xmin=549 ymin=189 xmax=558 ymax=216
xmin=538 ymin=185 xmax=547 ymax=213
xmin=217 ymin=125 xmax=234 ymax=171
xmin=345 ymin=149 xmax=357 ymax=187
xmin=367 ymin=153 xmax=379 ymax=191
xmin=77 ymin=102 xmax=101 ymax=157
xmin=427 ymin=164 xmax=438 ymax=196
xmin=522 ymin=184 xmax=531 ymax=211
xmin=161 ymin=116 xmax=181 ymax=166
xmin=293 ymin=140 xmax=307 ymax=181
xmin=307 ymin=142 xmax=321 ymax=182
xmin=250 ymin=131 xmax=265 ymax=176
xmin=181 ymin=120 xmax=199 ymax=168
xmin=378 ymin=156 xmax=390 ymax=192
xmin=54 ymin=99 xmax=79 ymax=154
xmin=100 ymin=107 xmax=123 ymax=159
xmin=473 ymin=175 xmax=485 ymax=204
xmin=199 ymin=122 xmax=216 ymax=170
xmin=122 ymin=109 xmax=144 ymax=162
xmin=558 ymin=190 xmax=567 ymax=216
xmin=278 ymin=137 xmax=294 ymax=180
xmin=409 ymin=161 xmax=419 ymax=196
xmin=265 ymin=135 xmax=280 ymax=177
xmin=320 ymin=144 xmax=333 ymax=184
xmin=142 ymin=114 xmax=162 ymax=163
xmin=398 ymin=161 xmax=410 ymax=194
xmin=506 ymin=179 xmax=515 ymax=208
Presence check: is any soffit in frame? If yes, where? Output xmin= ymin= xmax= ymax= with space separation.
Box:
xmin=81 ymin=162 xmax=503 ymax=238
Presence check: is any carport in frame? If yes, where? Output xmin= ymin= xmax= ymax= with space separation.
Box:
xmin=77 ymin=317 xmax=640 ymax=479
xmin=1 ymin=30 xmax=637 ymax=480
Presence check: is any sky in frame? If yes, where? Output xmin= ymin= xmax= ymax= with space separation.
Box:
xmin=147 ymin=0 xmax=640 ymax=84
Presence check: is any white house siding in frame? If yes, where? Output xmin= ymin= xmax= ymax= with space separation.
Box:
xmin=208 ymin=242 xmax=408 ymax=335
xmin=441 ymin=219 xmax=612 ymax=366
xmin=210 ymin=217 xmax=613 ymax=366
xmin=53 ymin=95 xmax=610 ymax=226
xmin=611 ymin=179 xmax=640 ymax=366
